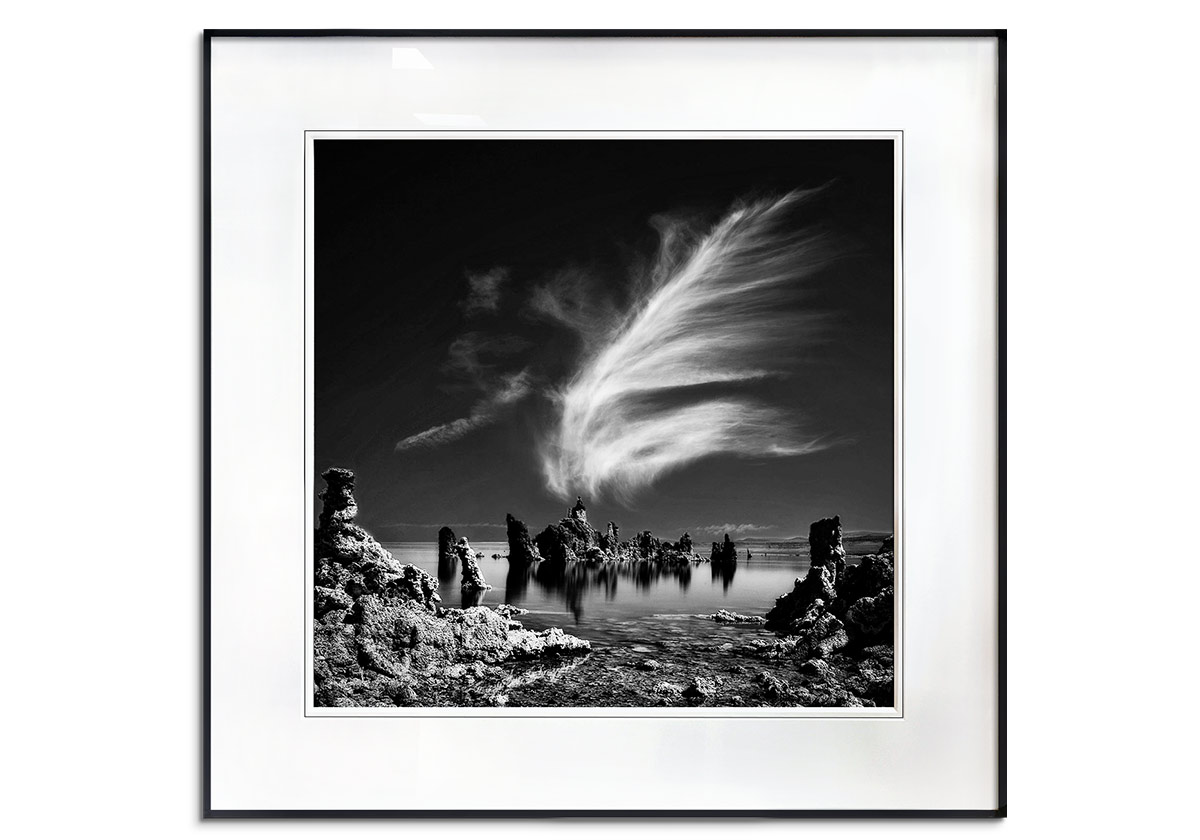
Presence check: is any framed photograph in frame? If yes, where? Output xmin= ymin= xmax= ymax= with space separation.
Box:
xmin=206 ymin=30 xmax=1005 ymax=817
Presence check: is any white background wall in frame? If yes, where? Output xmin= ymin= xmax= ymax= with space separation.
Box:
xmin=1 ymin=1 xmax=1196 ymax=837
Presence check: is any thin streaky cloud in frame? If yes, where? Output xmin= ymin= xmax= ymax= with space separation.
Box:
xmin=395 ymin=370 xmax=533 ymax=452
xmin=698 ymin=523 xmax=775 ymax=534
xmin=444 ymin=332 xmax=532 ymax=380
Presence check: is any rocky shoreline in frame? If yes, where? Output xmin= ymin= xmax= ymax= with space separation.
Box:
xmin=313 ymin=468 xmax=894 ymax=708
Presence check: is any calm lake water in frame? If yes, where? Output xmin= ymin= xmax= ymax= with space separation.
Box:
xmin=384 ymin=535 xmax=887 ymax=648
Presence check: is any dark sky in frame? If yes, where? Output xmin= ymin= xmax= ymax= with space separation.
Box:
xmin=315 ymin=139 xmax=894 ymax=543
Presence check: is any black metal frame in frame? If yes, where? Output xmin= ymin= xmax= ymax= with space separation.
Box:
xmin=203 ymin=28 xmax=1006 ymax=819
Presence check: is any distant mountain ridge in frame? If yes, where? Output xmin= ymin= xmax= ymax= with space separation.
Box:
xmin=746 ymin=531 xmax=893 ymax=545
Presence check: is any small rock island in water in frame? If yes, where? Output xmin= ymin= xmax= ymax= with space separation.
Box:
xmin=313 ymin=468 xmax=895 ymax=708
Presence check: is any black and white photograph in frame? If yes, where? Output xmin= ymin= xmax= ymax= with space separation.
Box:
xmin=311 ymin=136 xmax=899 ymax=709
xmin=27 ymin=9 xmax=1200 ymax=830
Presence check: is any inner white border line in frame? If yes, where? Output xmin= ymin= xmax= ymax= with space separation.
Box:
xmin=303 ymin=130 xmax=904 ymax=719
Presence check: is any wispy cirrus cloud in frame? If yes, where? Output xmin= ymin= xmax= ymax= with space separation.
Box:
xmin=394 ymin=370 xmax=533 ymax=452
xmin=444 ymin=331 xmax=532 ymax=379
xmin=527 ymin=267 xmax=617 ymax=339
xmin=395 ymin=275 xmax=534 ymax=454
xmin=461 ymin=267 xmax=508 ymax=317
xmin=698 ymin=523 xmax=775 ymax=535
xmin=538 ymin=189 xmax=836 ymax=501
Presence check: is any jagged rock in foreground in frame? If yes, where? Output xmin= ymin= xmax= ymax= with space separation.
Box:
xmin=317 ymin=467 xmax=358 ymax=529
xmin=507 ymin=626 xmax=592 ymax=658
xmin=765 ymin=521 xmax=893 ymax=644
xmin=843 ymin=584 xmax=894 ymax=644
xmin=683 ymin=676 xmax=717 ymax=704
xmin=456 ymin=536 xmax=491 ymax=592
xmin=759 ymin=515 xmax=895 ymax=707
xmin=705 ymin=609 xmax=767 ymax=625
xmin=313 ymin=468 xmax=589 ymax=707
xmin=314 ymin=468 xmax=439 ymax=612
xmin=765 ymin=515 xmax=854 ymax=634
xmin=493 ymin=604 xmax=529 ymax=619
xmin=500 ymin=630 xmax=890 ymax=709
xmin=764 ymin=563 xmax=837 ymax=634
xmin=809 ymin=515 xmax=847 ymax=584
xmin=834 ymin=542 xmax=895 ymax=646
xmin=771 ymin=600 xmax=850 ymax=660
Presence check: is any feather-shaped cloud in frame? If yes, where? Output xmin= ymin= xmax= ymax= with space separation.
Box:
xmin=539 ymin=190 xmax=834 ymax=500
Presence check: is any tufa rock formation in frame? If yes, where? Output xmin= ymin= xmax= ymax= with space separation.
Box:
xmin=318 ymin=467 xmax=358 ymax=530
xmin=598 ymin=521 xmax=620 ymax=552
xmin=570 ymin=496 xmax=588 ymax=523
xmin=456 ymin=537 xmax=491 ymax=592
xmin=636 ymin=530 xmax=661 ymax=558
xmin=505 ymin=513 xmax=543 ymax=565
xmin=683 ymin=676 xmax=717 ymax=704
xmin=312 ymin=468 xmax=590 ymax=707
xmin=534 ymin=498 xmax=600 ymax=564
xmin=710 ymin=533 xmax=738 ymax=566
xmin=706 ymin=609 xmax=767 ymax=625
xmin=781 ymin=600 xmax=850 ymax=660
xmin=836 ymin=553 xmax=895 ymax=646
xmin=438 ymin=526 xmax=457 ymax=565
xmin=765 ymin=516 xmax=848 ymax=635
xmin=765 ymin=515 xmax=894 ymax=659
xmin=764 ymin=565 xmax=837 ymax=634
xmin=534 ymin=522 xmax=581 ymax=564
xmin=809 ymin=516 xmax=847 ymax=585
xmin=437 ymin=525 xmax=457 ymax=580
xmin=753 ymin=525 xmax=897 ymax=710
xmin=314 ymin=468 xmax=439 ymax=612
xmin=752 ymin=516 xmax=896 ymax=707
xmin=516 ymin=498 xmax=703 ymax=567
